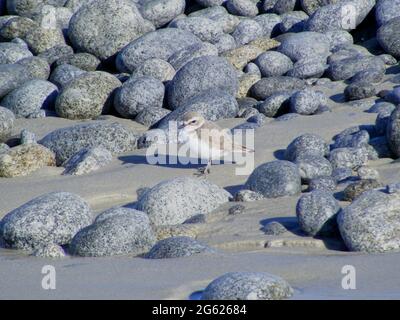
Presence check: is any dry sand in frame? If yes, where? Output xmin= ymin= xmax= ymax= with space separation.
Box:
xmin=1 ymin=79 xmax=400 ymax=299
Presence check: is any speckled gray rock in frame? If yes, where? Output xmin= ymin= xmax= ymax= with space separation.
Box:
xmin=290 ymin=88 xmax=328 ymax=115
xmin=329 ymin=147 xmax=369 ymax=169
xmin=295 ymin=155 xmax=333 ymax=181
xmin=257 ymin=91 xmax=292 ymax=118
xmin=0 ymin=42 xmax=32 ymax=64
xmin=139 ymin=0 xmax=185 ymax=28
xmin=0 ymin=192 xmax=92 ymax=251
xmin=136 ymin=177 xmax=231 ymax=226
xmin=376 ymin=110 xmax=392 ymax=136
xmin=385 ymin=107 xmax=400 ymax=158
xmin=0 ymin=16 xmax=38 ymax=40
xmin=24 ymin=26 xmax=65 ymax=55
xmin=368 ymin=102 xmax=395 ymax=114
xmin=116 ymin=28 xmax=201 ymax=73
xmin=62 ymin=147 xmax=112 ymax=175
xmin=189 ymin=6 xmax=240 ymax=34
xmin=234 ymin=189 xmax=264 ymax=201
xmin=167 ymin=56 xmax=238 ymax=109
xmin=39 ymin=121 xmax=137 ymax=165
xmin=250 ymin=76 xmax=305 ymax=100
xmin=377 ymin=17 xmax=400 ymax=58
xmin=285 ymin=133 xmax=329 ymax=161
xmin=146 ymin=236 xmax=215 ymax=259
xmin=136 ymin=108 xmax=171 ymax=127
xmin=170 ymin=17 xmax=223 ymax=43
xmin=255 ymin=51 xmax=293 ymax=78
xmin=68 ymin=0 xmax=147 ymax=61
xmin=332 ymin=167 xmax=353 ymax=182
xmin=55 ymin=53 xmax=100 ymax=71
xmin=331 ymin=129 xmax=369 ymax=150
xmin=328 ymin=56 xmax=385 ymax=81
xmin=37 ymin=44 xmax=73 ymax=65
xmin=375 ymin=0 xmax=400 ymax=27
xmin=7 ymin=0 xmax=66 ymax=17
xmin=338 ymin=190 xmax=400 ymax=252
xmin=114 ymin=76 xmax=164 ymax=118
xmin=70 ymin=207 xmax=156 ymax=257
xmin=253 ymin=13 xmax=281 ymax=37
xmin=309 ymin=176 xmax=337 ymax=192
xmin=0 ymin=143 xmax=10 ymax=154
xmin=168 ymin=42 xmax=218 ymax=71
xmin=262 ymin=221 xmax=287 ymax=235
xmin=202 ymin=272 xmax=293 ymax=300
xmin=55 ymin=71 xmax=121 ymax=120
xmin=157 ymin=89 xmax=238 ymax=129
xmin=20 ymin=129 xmax=36 ymax=144
xmin=232 ymin=20 xmax=263 ymax=46
xmin=344 ymin=82 xmax=377 ymax=101
xmin=0 ymin=64 xmax=32 ymax=99
xmin=49 ymin=63 xmax=86 ymax=88
xmin=324 ymin=30 xmax=354 ymax=50
xmin=244 ymin=62 xmax=261 ymax=76
xmin=343 ymin=179 xmax=383 ymax=201
xmin=278 ymin=32 xmax=330 ymax=62
xmin=305 ymin=0 xmax=375 ymax=33
xmin=350 ymin=68 xmax=384 ymax=85
xmin=273 ymin=0 xmax=297 ymax=13
xmin=32 ymin=244 xmax=66 ymax=258
xmin=287 ymin=57 xmax=328 ymax=79
xmin=16 ymin=56 xmax=50 ymax=80
xmin=0 ymin=107 xmax=15 ymax=143
xmin=296 ymin=190 xmax=340 ymax=236
xmin=2 ymin=80 xmax=58 ymax=118
xmin=194 ymin=0 xmax=225 ymax=7
xmin=279 ymin=10 xmax=308 ymax=33
xmin=132 ymin=58 xmax=175 ymax=82
xmin=213 ymin=34 xmax=237 ymax=54
xmin=357 ymin=166 xmax=380 ymax=181
xmin=226 ymin=0 xmax=258 ymax=17
xmin=245 ymin=160 xmax=301 ymax=198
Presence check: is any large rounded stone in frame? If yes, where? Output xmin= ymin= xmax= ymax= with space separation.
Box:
xmin=377 ymin=17 xmax=400 ymax=58
xmin=202 ymin=272 xmax=293 ymax=300
xmin=2 ymin=80 xmax=58 ymax=118
xmin=245 ymin=160 xmax=301 ymax=198
xmin=0 ymin=192 xmax=92 ymax=251
xmin=250 ymin=76 xmax=305 ymax=100
xmin=0 ymin=106 xmax=15 ymax=143
xmin=55 ymin=71 xmax=121 ymax=120
xmin=139 ymin=0 xmax=185 ymax=28
xmin=170 ymin=17 xmax=223 ymax=43
xmin=375 ymin=0 xmax=400 ymax=27
xmin=114 ymin=76 xmax=165 ymax=118
xmin=16 ymin=56 xmax=50 ymax=80
xmin=167 ymin=56 xmax=238 ymax=109
xmin=285 ymin=133 xmax=329 ymax=161
xmin=39 ymin=121 xmax=137 ymax=165
xmin=296 ymin=190 xmax=340 ymax=237
xmin=328 ymin=56 xmax=385 ymax=81
xmin=0 ymin=64 xmax=32 ymax=99
xmin=255 ymin=51 xmax=293 ymax=77
xmin=49 ymin=63 xmax=86 ymax=88
xmin=0 ymin=42 xmax=32 ymax=64
xmin=156 ymin=89 xmax=238 ymax=129
xmin=132 ymin=58 xmax=175 ymax=82
xmin=136 ymin=177 xmax=231 ymax=226
xmin=68 ymin=0 xmax=147 ymax=61
xmin=338 ymin=190 xmax=400 ymax=253
xmin=116 ymin=28 xmax=202 ymax=73
xmin=69 ymin=207 xmax=156 ymax=257
xmin=146 ymin=236 xmax=215 ymax=259
xmin=295 ymin=155 xmax=333 ymax=181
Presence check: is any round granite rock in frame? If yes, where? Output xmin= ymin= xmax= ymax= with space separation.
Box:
xmin=55 ymin=52 xmax=100 ymax=71
xmin=226 ymin=0 xmax=258 ymax=17
xmin=146 ymin=236 xmax=215 ymax=259
xmin=232 ymin=19 xmax=263 ymax=46
xmin=0 ymin=106 xmax=15 ymax=143
xmin=136 ymin=177 xmax=231 ymax=226
xmin=285 ymin=133 xmax=329 ymax=161
xmin=245 ymin=160 xmax=301 ymax=198
xmin=68 ymin=0 xmax=147 ymax=61
xmin=2 ymin=80 xmax=58 ymax=118
xmin=0 ymin=64 xmax=32 ymax=99
xmin=16 ymin=56 xmax=50 ymax=80
xmin=170 ymin=17 xmax=223 ymax=43
xmin=296 ymin=190 xmax=340 ymax=237
xmin=39 ymin=121 xmax=137 ymax=165
xmin=167 ymin=56 xmax=238 ymax=109
xmin=377 ymin=17 xmax=400 ymax=58
xmin=202 ymin=272 xmax=293 ymax=300
xmin=295 ymin=155 xmax=333 ymax=181
xmin=114 ymin=76 xmax=164 ymax=118
xmin=132 ymin=58 xmax=175 ymax=82
xmin=250 ymin=76 xmax=305 ymax=100
xmin=309 ymin=176 xmax=337 ymax=192
xmin=255 ymin=51 xmax=293 ymax=77
xmin=69 ymin=207 xmax=156 ymax=257
xmin=290 ymin=88 xmax=328 ymax=115
xmin=139 ymin=0 xmax=186 ymax=28
xmin=0 ymin=42 xmax=32 ymax=64
xmin=49 ymin=63 xmax=86 ymax=88
xmin=168 ymin=42 xmax=218 ymax=71
xmin=55 ymin=71 xmax=121 ymax=120
xmin=0 ymin=192 xmax=92 ymax=251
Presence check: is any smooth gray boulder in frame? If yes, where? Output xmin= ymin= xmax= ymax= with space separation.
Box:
xmin=0 ymin=106 xmax=15 ymax=143
xmin=0 ymin=192 xmax=92 ymax=251
xmin=70 ymin=207 xmax=156 ymax=257
xmin=16 ymin=56 xmax=50 ymax=80
xmin=116 ymin=28 xmax=202 ymax=73
xmin=255 ymin=51 xmax=293 ymax=77
xmin=338 ymin=190 xmax=400 ymax=253
xmin=49 ymin=63 xmax=86 ymax=88
xmin=170 ymin=17 xmax=223 ymax=43
xmin=114 ymin=76 xmax=165 ymax=118
xmin=55 ymin=71 xmax=121 ymax=120
xmin=39 ymin=121 xmax=137 ymax=165
xmin=245 ymin=160 xmax=301 ymax=198
xmin=290 ymin=88 xmax=328 ymax=115
xmin=226 ymin=0 xmax=258 ymax=17
xmin=55 ymin=52 xmax=101 ymax=71
xmin=1 ymin=80 xmax=58 ymax=118
xmin=0 ymin=42 xmax=32 ymax=64
xmin=68 ymin=0 xmax=148 ymax=61
xmin=295 ymin=155 xmax=333 ymax=181
xmin=146 ymin=236 xmax=215 ymax=259
xmin=136 ymin=177 xmax=231 ymax=226
xmin=62 ymin=147 xmax=112 ymax=175
xmin=285 ymin=133 xmax=329 ymax=161
xmin=0 ymin=64 xmax=32 ymax=99
xmin=132 ymin=58 xmax=175 ymax=82
xmin=328 ymin=56 xmax=385 ymax=81
xmin=377 ymin=17 xmax=400 ymax=58
xmin=250 ymin=76 xmax=305 ymax=100
xmin=328 ymin=147 xmax=369 ymax=169
xmin=232 ymin=19 xmax=263 ymax=46
xmin=167 ymin=56 xmax=238 ymax=109
xmin=296 ymin=190 xmax=340 ymax=236
xmin=375 ymin=0 xmax=400 ymax=27
xmin=202 ymin=272 xmax=293 ymax=300
xmin=139 ymin=0 xmax=185 ymax=28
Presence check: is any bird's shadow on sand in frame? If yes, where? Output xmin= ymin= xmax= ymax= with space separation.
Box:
xmin=118 ymin=154 xmax=205 ymax=170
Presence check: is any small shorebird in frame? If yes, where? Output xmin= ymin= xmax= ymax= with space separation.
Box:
xmin=178 ymin=112 xmax=254 ymax=175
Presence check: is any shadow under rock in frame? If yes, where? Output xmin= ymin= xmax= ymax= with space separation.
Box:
xmin=224 ymin=184 xmax=245 ymax=196
xmin=273 ymin=149 xmax=286 ymax=160
xmin=330 ymin=93 xmax=346 ymax=103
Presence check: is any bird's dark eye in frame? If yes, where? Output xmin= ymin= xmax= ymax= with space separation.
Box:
xmin=191 ymin=120 xmax=197 ymax=124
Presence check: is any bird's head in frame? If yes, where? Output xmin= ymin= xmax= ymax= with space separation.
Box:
xmin=179 ymin=112 xmax=205 ymax=133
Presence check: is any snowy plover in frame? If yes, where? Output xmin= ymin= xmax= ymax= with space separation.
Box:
xmin=178 ymin=112 xmax=254 ymax=175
